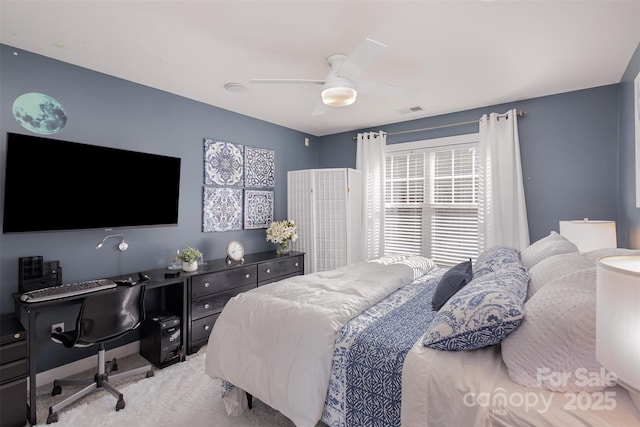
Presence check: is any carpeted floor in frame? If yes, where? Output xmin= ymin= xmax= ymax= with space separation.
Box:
xmin=32 ymin=350 xmax=322 ymax=427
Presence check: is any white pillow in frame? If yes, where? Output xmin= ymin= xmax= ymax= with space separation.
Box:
xmin=520 ymin=231 xmax=578 ymax=268
xmin=501 ymin=267 xmax=604 ymax=392
xmin=582 ymin=247 xmax=640 ymax=261
xmin=527 ymin=253 xmax=594 ymax=300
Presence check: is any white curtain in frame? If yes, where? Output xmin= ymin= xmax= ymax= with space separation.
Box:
xmin=356 ymin=131 xmax=386 ymax=259
xmin=478 ymin=109 xmax=530 ymax=250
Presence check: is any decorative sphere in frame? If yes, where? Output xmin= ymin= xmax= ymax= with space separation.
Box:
xmin=12 ymin=93 xmax=67 ymax=134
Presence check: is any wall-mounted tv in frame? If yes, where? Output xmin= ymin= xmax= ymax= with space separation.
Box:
xmin=3 ymin=132 xmax=181 ymax=233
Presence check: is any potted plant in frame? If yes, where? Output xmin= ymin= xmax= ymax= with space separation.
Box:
xmin=175 ymin=247 xmax=203 ymax=272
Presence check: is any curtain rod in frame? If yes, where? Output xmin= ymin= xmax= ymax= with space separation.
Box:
xmin=352 ymin=110 xmax=526 ymax=140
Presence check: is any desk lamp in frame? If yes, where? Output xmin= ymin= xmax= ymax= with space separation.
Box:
xmin=96 ymin=234 xmax=128 ymax=251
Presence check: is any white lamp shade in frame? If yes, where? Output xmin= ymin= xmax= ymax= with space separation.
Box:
xmin=596 ymin=256 xmax=640 ymax=392
xmin=321 ymin=86 xmax=357 ymax=107
xmin=559 ymin=219 xmax=617 ymax=253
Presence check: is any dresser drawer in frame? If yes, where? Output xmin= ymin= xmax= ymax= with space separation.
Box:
xmin=258 ymin=256 xmax=303 ymax=282
xmin=0 ymin=358 xmax=27 ymax=385
xmin=0 ymin=340 xmax=26 ymax=365
xmin=191 ymin=265 xmax=257 ymax=298
xmin=191 ymin=313 xmax=220 ymax=343
xmin=259 ymin=272 xmax=303 ymax=287
xmin=191 ymin=283 xmax=255 ymax=320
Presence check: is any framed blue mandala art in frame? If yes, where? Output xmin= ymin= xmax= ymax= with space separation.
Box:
xmin=244 ymin=190 xmax=274 ymax=229
xmin=204 ymin=138 xmax=244 ymax=186
xmin=245 ymin=146 xmax=275 ymax=188
xmin=202 ymin=187 xmax=243 ymax=232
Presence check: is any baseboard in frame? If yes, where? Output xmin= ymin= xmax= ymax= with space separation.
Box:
xmin=35 ymin=341 xmax=140 ymax=388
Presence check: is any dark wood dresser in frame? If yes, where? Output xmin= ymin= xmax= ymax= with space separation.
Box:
xmin=186 ymin=251 xmax=304 ymax=354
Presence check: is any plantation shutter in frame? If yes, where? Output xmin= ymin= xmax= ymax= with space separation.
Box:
xmin=384 ymin=137 xmax=479 ymax=267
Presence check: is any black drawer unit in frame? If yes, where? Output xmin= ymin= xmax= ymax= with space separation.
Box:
xmin=186 ymin=251 xmax=304 ymax=354
xmin=0 ymin=313 xmax=27 ymax=427
xmin=258 ymin=255 xmax=303 ymax=286
xmin=191 ymin=265 xmax=257 ymax=299
xmin=190 ymin=313 xmax=220 ymax=348
xmin=191 ymin=284 xmax=255 ymax=320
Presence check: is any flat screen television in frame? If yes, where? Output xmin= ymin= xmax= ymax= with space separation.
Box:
xmin=3 ymin=132 xmax=181 ymax=233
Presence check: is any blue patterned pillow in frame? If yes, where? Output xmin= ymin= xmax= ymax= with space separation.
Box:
xmin=473 ymin=246 xmax=521 ymax=279
xmin=423 ymin=265 xmax=529 ymax=351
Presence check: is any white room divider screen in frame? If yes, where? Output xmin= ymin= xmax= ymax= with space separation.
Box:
xmin=287 ymin=168 xmax=362 ymax=274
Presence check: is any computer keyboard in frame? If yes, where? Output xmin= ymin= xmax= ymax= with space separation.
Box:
xmin=19 ymin=279 xmax=118 ymax=303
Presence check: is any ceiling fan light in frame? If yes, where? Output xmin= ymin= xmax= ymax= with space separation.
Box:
xmin=321 ymin=86 xmax=357 ymax=107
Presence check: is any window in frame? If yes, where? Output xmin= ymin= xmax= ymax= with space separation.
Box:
xmin=384 ymin=135 xmax=479 ymax=267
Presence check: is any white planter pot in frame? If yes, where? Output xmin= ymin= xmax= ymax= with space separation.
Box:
xmin=182 ymin=261 xmax=198 ymax=272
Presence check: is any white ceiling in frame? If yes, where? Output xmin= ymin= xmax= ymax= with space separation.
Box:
xmin=2 ymin=1 xmax=640 ymax=137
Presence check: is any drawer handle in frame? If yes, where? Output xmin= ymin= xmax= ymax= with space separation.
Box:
xmin=204 ymin=325 xmax=210 ymax=331
xmin=245 ymin=274 xmax=250 ymax=279
xmin=204 ymin=303 xmax=210 ymax=309
xmin=294 ymin=262 xmax=299 ymax=267
xmin=266 ymin=269 xmax=271 ymax=274
xmin=14 ymin=333 xmax=21 ymax=339
xmin=204 ymin=282 xmax=210 ymax=288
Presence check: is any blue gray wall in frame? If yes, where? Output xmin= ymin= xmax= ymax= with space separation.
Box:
xmin=618 ymin=42 xmax=640 ymax=249
xmin=319 ymin=85 xmax=621 ymax=243
xmin=1 ymin=41 xmax=637 ymax=369
xmin=0 ymin=44 xmax=320 ymax=368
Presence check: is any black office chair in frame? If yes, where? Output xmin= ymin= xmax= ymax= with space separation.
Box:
xmin=47 ymin=285 xmax=154 ymax=424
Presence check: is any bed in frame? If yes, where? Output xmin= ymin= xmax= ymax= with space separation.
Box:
xmin=204 ymin=235 xmax=640 ymax=427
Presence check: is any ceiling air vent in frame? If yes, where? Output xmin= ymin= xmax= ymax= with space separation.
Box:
xmin=395 ymin=106 xmax=424 ymax=114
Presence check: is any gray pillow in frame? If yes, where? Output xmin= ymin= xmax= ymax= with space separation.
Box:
xmin=520 ymin=231 xmax=578 ymax=268
xmin=431 ymin=259 xmax=472 ymax=310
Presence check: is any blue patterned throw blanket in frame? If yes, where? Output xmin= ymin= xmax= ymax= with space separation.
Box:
xmin=323 ymin=268 xmax=445 ymax=427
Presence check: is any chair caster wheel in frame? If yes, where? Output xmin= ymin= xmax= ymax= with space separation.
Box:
xmin=109 ymin=358 xmax=118 ymax=371
xmin=116 ymin=398 xmax=125 ymax=411
xmin=146 ymin=370 xmax=155 ymax=378
xmin=47 ymin=412 xmax=58 ymax=424
xmin=51 ymin=385 xmax=62 ymax=396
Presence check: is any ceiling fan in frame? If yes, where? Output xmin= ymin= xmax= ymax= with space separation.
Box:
xmin=249 ymin=38 xmax=419 ymax=116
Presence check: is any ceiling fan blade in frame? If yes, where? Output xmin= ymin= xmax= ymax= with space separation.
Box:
xmin=336 ymin=38 xmax=386 ymax=81
xmin=357 ymin=80 xmax=419 ymax=99
xmin=250 ymin=79 xmax=325 ymax=85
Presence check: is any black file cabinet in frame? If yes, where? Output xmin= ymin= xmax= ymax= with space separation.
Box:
xmin=0 ymin=313 xmax=27 ymax=427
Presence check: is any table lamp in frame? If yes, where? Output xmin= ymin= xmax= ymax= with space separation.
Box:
xmin=596 ymin=255 xmax=640 ymax=410
xmin=559 ymin=219 xmax=617 ymax=253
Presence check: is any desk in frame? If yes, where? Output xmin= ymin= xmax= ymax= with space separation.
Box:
xmin=13 ymin=269 xmax=187 ymax=425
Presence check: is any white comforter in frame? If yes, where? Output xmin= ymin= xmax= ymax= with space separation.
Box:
xmin=204 ymin=256 xmax=433 ymax=427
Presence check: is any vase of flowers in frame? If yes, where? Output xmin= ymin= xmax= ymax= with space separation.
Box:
xmin=175 ymin=246 xmax=203 ymax=272
xmin=266 ymin=220 xmax=298 ymax=255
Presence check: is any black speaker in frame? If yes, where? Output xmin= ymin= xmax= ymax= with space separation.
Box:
xmin=140 ymin=312 xmax=182 ymax=369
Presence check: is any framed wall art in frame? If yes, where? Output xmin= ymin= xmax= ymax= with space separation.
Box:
xmin=244 ymin=190 xmax=274 ymax=229
xmin=204 ymin=139 xmax=244 ymax=186
xmin=202 ymin=187 xmax=243 ymax=232
xmin=245 ymin=146 xmax=275 ymax=188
